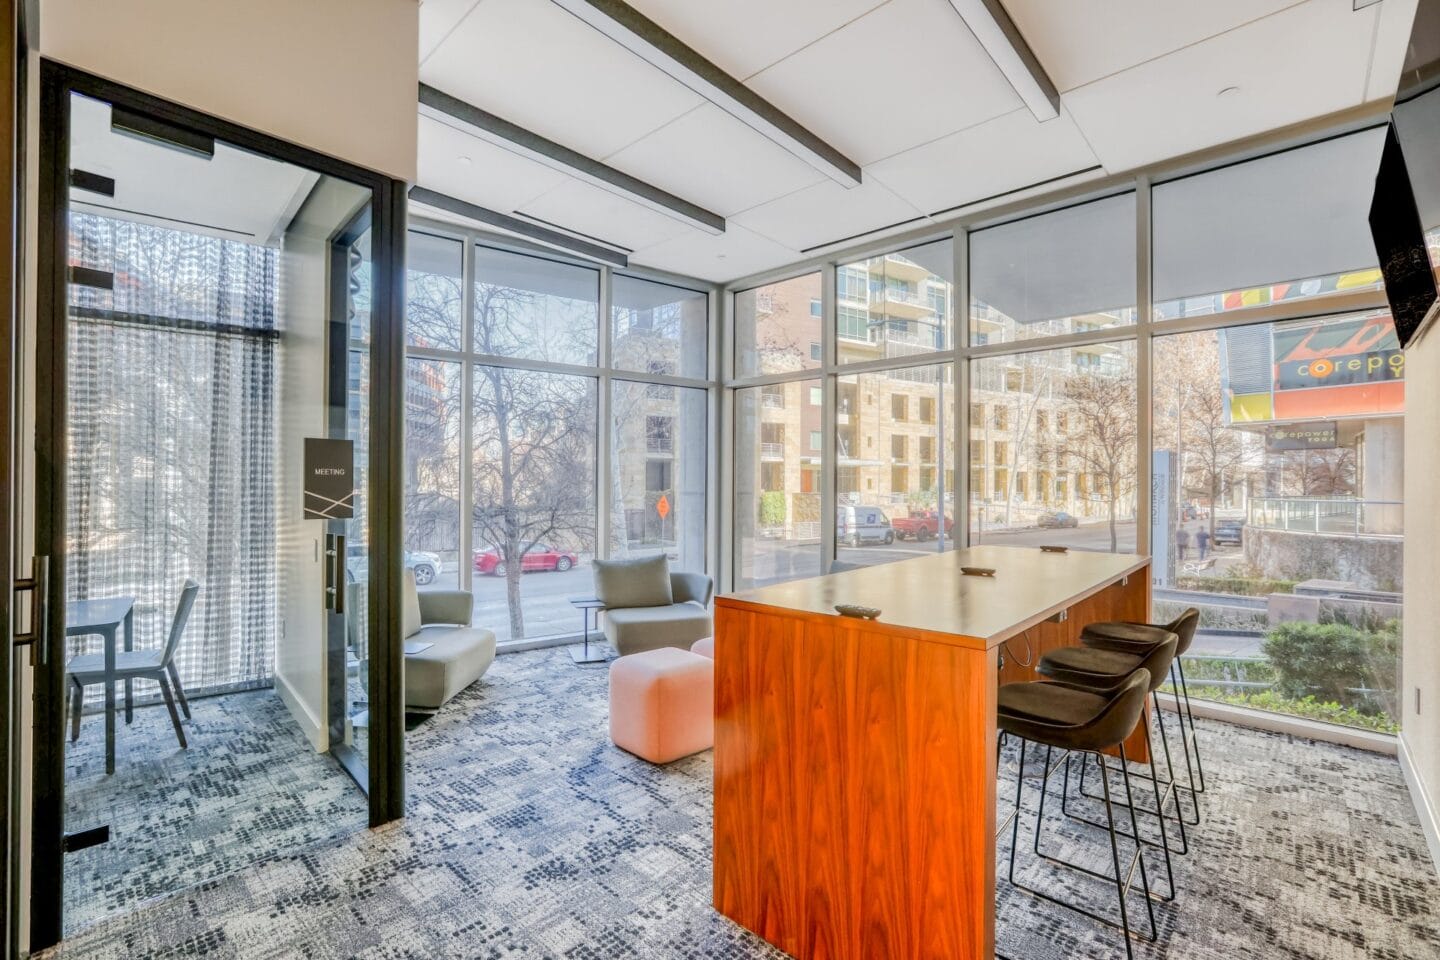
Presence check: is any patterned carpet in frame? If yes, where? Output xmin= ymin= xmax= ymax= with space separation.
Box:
xmin=47 ymin=646 xmax=1440 ymax=959
xmin=63 ymin=687 xmax=369 ymax=934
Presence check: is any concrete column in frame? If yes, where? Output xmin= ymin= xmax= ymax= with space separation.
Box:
xmin=1362 ymin=418 xmax=1404 ymax=534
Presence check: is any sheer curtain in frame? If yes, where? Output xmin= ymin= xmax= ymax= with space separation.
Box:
xmin=66 ymin=213 xmax=278 ymax=700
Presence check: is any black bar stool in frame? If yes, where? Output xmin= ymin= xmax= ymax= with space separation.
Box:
xmin=1083 ymin=609 xmax=1204 ymax=823
xmin=1035 ymin=633 xmax=1185 ymax=902
xmin=998 ymin=668 xmax=1156 ymax=959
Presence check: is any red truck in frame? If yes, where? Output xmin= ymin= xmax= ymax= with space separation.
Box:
xmin=890 ymin=510 xmax=954 ymax=542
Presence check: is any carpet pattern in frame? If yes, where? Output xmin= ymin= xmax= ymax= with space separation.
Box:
xmin=48 ymin=645 xmax=1440 ymax=959
xmin=64 ymin=687 xmax=368 ymax=933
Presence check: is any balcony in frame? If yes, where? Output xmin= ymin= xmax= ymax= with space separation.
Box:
xmin=873 ymin=254 xmax=932 ymax=282
xmin=760 ymin=442 xmax=786 ymax=460
xmin=872 ymin=287 xmax=934 ymax=321
xmin=760 ymin=391 xmax=785 ymax=410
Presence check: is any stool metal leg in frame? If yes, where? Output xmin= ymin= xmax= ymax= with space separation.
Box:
xmin=1174 ymin=657 xmax=1207 ymax=794
xmin=1006 ymin=738 xmax=1157 ymax=956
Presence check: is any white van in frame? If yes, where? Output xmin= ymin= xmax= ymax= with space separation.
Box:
xmin=837 ymin=505 xmax=894 ymax=546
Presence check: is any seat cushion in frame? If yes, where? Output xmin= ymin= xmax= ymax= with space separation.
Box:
xmin=1037 ymin=646 xmax=1143 ymax=692
xmin=1080 ymin=621 xmax=1171 ymax=655
xmin=602 ymin=602 xmax=712 ymax=657
xmin=68 ymin=649 xmax=164 ymax=683
xmin=608 ymin=648 xmax=714 ymax=763
xmin=999 ymin=674 xmax=1149 ymax=752
xmin=404 ymin=624 xmax=497 ymax=710
xmin=593 ymin=554 xmax=672 ymax=609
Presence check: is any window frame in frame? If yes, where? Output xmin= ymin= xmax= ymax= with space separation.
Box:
xmin=405 ymin=216 xmax=719 ymax=647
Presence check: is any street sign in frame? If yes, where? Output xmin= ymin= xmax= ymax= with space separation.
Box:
xmin=656 ymin=494 xmax=671 ymax=520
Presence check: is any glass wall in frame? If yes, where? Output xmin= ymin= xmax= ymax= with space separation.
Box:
xmin=969 ymin=193 xmax=1136 ymax=345
xmin=836 ymin=364 xmax=955 ymax=568
xmin=734 ymin=272 xmax=822 ymax=378
xmin=969 ymin=343 xmax=1138 ymax=552
xmin=837 ymin=238 xmax=952 ymax=363
xmin=404 ymin=226 xmax=712 ymax=645
xmin=734 ymin=379 xmax=824 ymax=588
xmin=723 ymin=131 xmax=1402 ymax=738
xmin=1151 ymin=315 xmax=1404 ymax=731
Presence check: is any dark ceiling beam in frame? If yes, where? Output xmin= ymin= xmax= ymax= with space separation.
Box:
xmin=418 ymin=83 xmax=725 ymax=236
xmin=409 ymin=186 xmax=629 ymax=268
xmin=546 ymin=0 xmax=863 ymax=186
xmin=943 ymin=0 xmax=1060 ymax=121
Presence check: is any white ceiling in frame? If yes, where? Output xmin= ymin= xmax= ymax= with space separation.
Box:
xmin=415 ymin=0 xmax=1420 ymax=284
xmin=70 ymin=93 xmax=317 ymax=246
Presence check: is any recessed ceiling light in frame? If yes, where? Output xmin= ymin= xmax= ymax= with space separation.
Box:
xmin=457 ymin=155 xmax=472 ymax=166
xmin=1217 ymin=86 xmax=1241 ymax=98
xmin=717 ymin=253 xmax=727 ymax=260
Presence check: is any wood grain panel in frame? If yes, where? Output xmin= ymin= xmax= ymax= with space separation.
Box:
xmin=715 ymin=606 xmax=996 ymax=959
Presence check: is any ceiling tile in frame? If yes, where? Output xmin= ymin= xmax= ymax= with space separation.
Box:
xmin=733 ymin=177 xmax=926 ymax=251
xmin=1064 ymin=0 xmax=1378 ymax=173
xmin=868 ymin=107 xmax=1100 ymax=215
xmin=421 ymin=0 xmax=703 ymax=159
xmin=624 ymin=0 xmax=889 ymax=79
xmin=419 ymin=0 xmax=484 ymax=64
xmin=518 ymin=179 xmax=696 ymax=252
xmin=1002 ymin=0 xmax=1306 ymax=92
xmin=417 ymin=115 xmax=569 ymax=215
xmin=605 ymin=105 xmax=826 ymax=217
xmin=631 ymin=223 xmax=801 ymax=283
xmin=747 ymin=0 xmax=1023 ymax=166
xmin=1365 ymin=0 xmax=1421 ymax=102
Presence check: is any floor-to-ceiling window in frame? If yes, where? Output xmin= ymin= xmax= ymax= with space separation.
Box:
xmin=1148 ymin=128 xmax=1403 ymax=732
xmin=404 ymin=224 xmax=714 ymax=645
xmin=722 ymin=126 xmax=1404 ymax=738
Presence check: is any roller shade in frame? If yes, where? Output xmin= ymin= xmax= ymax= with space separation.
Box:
xmin=969 ymin=193 xmax=1135 ymax=324
xmin=1153 ymin=128 xmax=1385 ymax=304
xmin=474 ymin=243 xmax=599 ymax=302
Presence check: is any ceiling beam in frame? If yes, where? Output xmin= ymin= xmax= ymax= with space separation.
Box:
xmin=418 ymin=83 xmax=725 ymax=236
xmin=545 ymin=0 xmax=863 ymax=187
xmin=944 ymin=0 xmax=1060 ymax=122
xmin=409 ymin=186 xmax=630 ymax=268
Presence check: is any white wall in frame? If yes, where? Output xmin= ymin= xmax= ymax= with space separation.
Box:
xmin=40 ymin=0 xmax=418 ymax=182
xmin=1402 ymin=324 xmax=1440 ymax=873
xmin=275 ymin=177 xmax=370 ymax=751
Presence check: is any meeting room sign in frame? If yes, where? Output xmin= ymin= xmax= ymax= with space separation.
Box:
xmin=304 ymin=438 xmax=355 ymax=520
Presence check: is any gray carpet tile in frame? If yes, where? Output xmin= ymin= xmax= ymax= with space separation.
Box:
xmin=63 ymin=687 xmax=369 ymax=933
xmin=46 ymin=645 xmax=1440 ymax=959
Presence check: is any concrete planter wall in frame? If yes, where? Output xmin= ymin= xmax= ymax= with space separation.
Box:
xmin=1244 ymin=527 xmax=1403 ymax=592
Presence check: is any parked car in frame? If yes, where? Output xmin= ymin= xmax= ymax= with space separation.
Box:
xmin=1213 ymin=520 xmax=1245 ymax=546
xmin=346 ymin=549 xmax=442 ymax=585
xmin=837 ymin=505 xmax=893 ymax=546
xmin=1036 ymin=511 xmax=1080 ymax=529
xmin=473 ymin=543 xmax=579 ymax=576
xmin=891 ymin=510 xmax=954 ymax=542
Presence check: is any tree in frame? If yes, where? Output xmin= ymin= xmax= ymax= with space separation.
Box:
xmin=471 ymin=282 xmax=595 ymax=639
xmin=1054 ymin=370 xmax=1137 ymax=552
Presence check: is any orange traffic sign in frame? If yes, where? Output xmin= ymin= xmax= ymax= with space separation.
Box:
xmin=656 ymin=494 xmax=670 ymax=519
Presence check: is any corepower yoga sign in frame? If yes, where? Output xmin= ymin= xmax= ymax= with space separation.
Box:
xmin=1277 ymin=346 xmax=1405 ymax=390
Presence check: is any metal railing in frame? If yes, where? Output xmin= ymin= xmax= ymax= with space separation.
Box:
xmin=759 ymin=441 xmax=785 ymax=459
xmin=1247 ymin=497 xmax=1403 ymax=537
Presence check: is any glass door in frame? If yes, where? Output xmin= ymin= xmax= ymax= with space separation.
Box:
xmin=31 ymin=65 xmax=406 ymax=949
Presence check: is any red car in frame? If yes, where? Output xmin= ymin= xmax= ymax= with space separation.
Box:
xmin=473 ymin=543 xmax=578 ymax=576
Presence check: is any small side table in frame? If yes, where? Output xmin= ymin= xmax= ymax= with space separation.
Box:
xmin=568 ymin=597 xmax=608 ymax=665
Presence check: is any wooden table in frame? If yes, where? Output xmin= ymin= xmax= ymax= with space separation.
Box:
xmin=67 ymin=596 xmax=136 ymax=775
xmin=713 ymin=545 xmax=1150 ymax=960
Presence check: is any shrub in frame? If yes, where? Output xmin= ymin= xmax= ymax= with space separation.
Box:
xmin=758 ymin=491 xmax=786 ymax=527
xmin=1183 ymin=685 xmax=1399 ymax=734
xmin=1261 ymin=621 xmax=1399 ymax=716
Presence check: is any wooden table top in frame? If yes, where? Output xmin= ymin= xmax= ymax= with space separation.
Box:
xmin=719 ymin=545 xmax=1148 ymax=649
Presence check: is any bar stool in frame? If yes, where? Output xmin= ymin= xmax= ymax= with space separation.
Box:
xmin=998 ymin=668 xmax=1156 ymax=960
xmin=1035 ymin=633 xmax=1184 ymax=902
xmin=1083 ymin=609 xmax=1204 ymax=822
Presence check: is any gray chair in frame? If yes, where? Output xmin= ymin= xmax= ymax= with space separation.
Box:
xmin=68 ymin=579 xmax=199 ymax=750
xmin=594 ymin=555 xmax=714 ymax=657
xmin=402 ymin=572 xmax=496 ymax=710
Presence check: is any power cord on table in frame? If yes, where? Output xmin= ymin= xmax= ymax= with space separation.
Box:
xmin=997 ymin=627 xmax=1035 ymax=671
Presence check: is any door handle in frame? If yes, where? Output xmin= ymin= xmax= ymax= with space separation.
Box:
xmin=14 ymin=555 xmax=51 ymax=666
xmin=324 ymin=536 xmax=338 ymax=611
xmin=333 ymin=535 xmax=346 ymax=616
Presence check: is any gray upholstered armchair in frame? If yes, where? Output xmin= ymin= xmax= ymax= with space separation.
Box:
xmin=401 ymin=571 xmax=497 ymax=710
xmin=593 ymin=555 xmax=714 ymax=657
